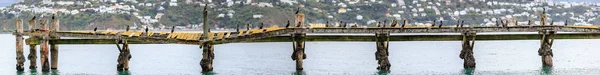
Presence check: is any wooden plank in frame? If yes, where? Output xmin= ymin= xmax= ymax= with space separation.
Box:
xmin=133 ymin=31 xmax=143 ymax=37
xmin=207 ymin=32 xmax=215 ymax=40
xmin=176 ymin=33 xmax=186 ymax=40
xmin=244 ymin=30 xmax=252 ymax=35
xmin=110 ymin=31 xmax=119 ymax=35
xmin=147 ymin=32 xmax=155 ymax=36
xmin=121 ymin=31 xmax=133 ymax=36
xmin=160 ymin=32 xmax=167 ymax=35
xmin=193 ymin=33 xmax=202 ymax=40
xmin=186 ymin=33 xmax=194 ymax=40
xmin=167 ymin=32 xmax=176 ymax=38
xmin=237 ymin=31 xmax=245 ymax=36
xmin=216 ymin=32 xmax=225 ymax=40
xmin=225 ymin=32 xmax=232 ymax=38
xmin=101 ymin=31 xmax=110 ymax=34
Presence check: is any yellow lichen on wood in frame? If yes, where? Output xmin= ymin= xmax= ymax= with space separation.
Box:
xmin=567 ymin=26 xmax=598 ymax=29
xmin=132 ymin=31 xmax=143 ymax=37
xmin=207 ymin=32 xmax=215 ymax=40
xmin=216 ymin=32 xmax=225 ymax=40
xmin=147 ymin=32 xmax=155 ymax=36
xmin=237 ymin=31 xmax=245 ymax=36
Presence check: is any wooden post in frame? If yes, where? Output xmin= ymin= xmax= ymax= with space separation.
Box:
xmin=15 ymin=19 xmax=25 ymax=71
xmin=291 ymin=33 xmax=306 ymax=70
xmin=375 ymin=33 xmax=391 ymax=72
xmin=50 ymin=16 xmax=60 ymax=69
xmin=460 ymin=31 xmax=476 ymax=68
xmin=200 ymin=41 xmax=214 ymax=72
xmin=117 ymin=40 xmax=131 ymax=71
xmin=539 ymin=29 xmax=555 ymax=67
xmin=295 ymin=14 xmax=305 ymax=28
xmin=202 ymin=4 xmax=210 ymax=40
xmin=40 ymin=20 xmax=50 ymax=71
xmin=28 ymin=17 xmax=36 ymax=31
xmin=540 ymin=8 xmax=547 ymax=26
xmin=28 ymin=45 xmax=37 ymax=69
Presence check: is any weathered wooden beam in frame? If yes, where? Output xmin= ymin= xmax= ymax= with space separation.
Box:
xmin=40 ymin=19 xmax=50 ymax=72
xmin=200 ymin=41 xmax=214 ymax=72
xmin=375 ymin=33 xmax=391 ymax=72
xmin=248 ymin=33 xmax=600 ymax=42
xmin=116 ymin=40 xmax=131 ymax=71
xmin=460 ymin=31 xmax=476 ymax=68
xmin=14 ymin=19 xmax=25 ymax=71
xmin=49 ymin=39 xmax=187 ymax=44
xmin=28 ymin=45 xmax=37 ymax=69
xmin=539 ymin=29 xmax=555 ymax=67
xmin=50 ymin=16 xmax=60 ymax=70
xmin=291 ymin=33 xmax=306 ymax=70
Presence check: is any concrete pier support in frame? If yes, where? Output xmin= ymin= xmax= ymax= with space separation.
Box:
xmin=291 ymin=33 xmax=306 ymax=70
xmin=460 ymin=31 xmax=476 ymax=68
xmin=538 ymin=29 xmax=555 ymax=67
xmin=200 ymin=42 xmax=214 ymax=72
xmin=14 ymin=19 xmax=25 ymax=71
xmin=40 ymin=20 xmax=50 ymax=71
xmin=117 ymin=40 xmax=132 ymax=71
xmin=375 ymin=33 xmax=391 ymax=71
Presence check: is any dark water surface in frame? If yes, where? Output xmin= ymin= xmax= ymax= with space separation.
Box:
xmin=2 ymin=34 xmax=600 ymax=74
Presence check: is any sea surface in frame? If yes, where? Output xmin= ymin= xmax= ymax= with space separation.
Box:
xmin=2 ymin=34 xmax=600 ymax=74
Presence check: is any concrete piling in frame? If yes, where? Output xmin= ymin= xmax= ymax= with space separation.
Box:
xmin=539 ymin=29 xmax=556 ymax=67
xmin=375 ymin=33 xmax=391 ymax=71
xmin=15 ymin=19 xmax=25 ymax=71
xmin=200 ymin=42 xmax=214 ymax=72
xmin=460 ymin=31 xmax=476 ymax=68
xmin=291 ymin=33 xmax=306 ymax=70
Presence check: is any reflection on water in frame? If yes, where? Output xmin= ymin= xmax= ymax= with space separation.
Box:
xmin=376 ymin=70 xmax=390 ymax=75
xmin=541 ymin=67 xmax=552 ymax=75
xmin=462 ymin=68 xmax=474 ymax=75
xmin=117 ymin=71 xmax=130 ymax=75
xmin=201 ymin=71 xmax=216 ymax=75
xmin=293 ymin=70 xmax=305 ymax=75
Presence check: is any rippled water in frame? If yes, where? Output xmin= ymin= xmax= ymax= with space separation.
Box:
xmin=2 ymin=34 xmax=600 ymax=74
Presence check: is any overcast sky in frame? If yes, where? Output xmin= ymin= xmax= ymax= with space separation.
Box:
xmin=0 ymin=0 xmax=17 ymax=7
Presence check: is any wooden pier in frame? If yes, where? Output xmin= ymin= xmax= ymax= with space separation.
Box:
xmin=11 ymin=10 xmax=600 ymax=73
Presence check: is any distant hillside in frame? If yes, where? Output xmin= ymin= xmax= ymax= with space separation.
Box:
xmin=552 ymin=0 xmax=600 ymax=3
xmin=0 ymin=0 xmax=599 ymax=31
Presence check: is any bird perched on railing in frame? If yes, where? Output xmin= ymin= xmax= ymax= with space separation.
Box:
xmin=295 ymin=7 xmax=300 ymax=14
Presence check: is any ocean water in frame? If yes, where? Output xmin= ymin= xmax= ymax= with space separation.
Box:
xmin=1 ymin=34 xmax=600 ymax=74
